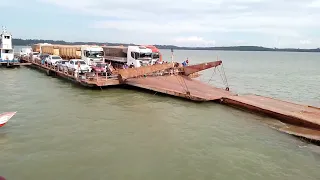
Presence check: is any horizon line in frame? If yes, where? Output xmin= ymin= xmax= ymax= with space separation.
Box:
xmin=11 ymin=38 xmax=320 ymax=51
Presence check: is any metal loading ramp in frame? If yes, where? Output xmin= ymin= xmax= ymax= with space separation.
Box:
xmin=125 ymin=75 xmax=233 ymax=101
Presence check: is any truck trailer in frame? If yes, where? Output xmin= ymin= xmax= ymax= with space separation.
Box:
xmin=103 ymin=45 xmax=154 ymax=68
xmin=33 ymin=44 xmax=104 ymax=66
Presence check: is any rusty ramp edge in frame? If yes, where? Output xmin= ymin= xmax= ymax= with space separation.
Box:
xmin=221 ymin=95 xmax=320 ymax=130
xmin=125 ymin=75 xmax=233 ymax=101
xmin=118 ymin=63 xmax=174 ymax=80
xmin=277 ymin=125 xmax=320 ymax=142
xmin=268 ymin=123 xmax=320 ymax=143
xmin=183 ymin=61 xmax=222 ymax=75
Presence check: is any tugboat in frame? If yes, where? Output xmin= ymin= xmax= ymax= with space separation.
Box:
xmin=0 ymin=112 xmax=16 ymax=127
xmin=0 ymin=26 xmax=19 ymax=68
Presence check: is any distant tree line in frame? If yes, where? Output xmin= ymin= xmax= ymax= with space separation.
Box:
xmin=12 ymin=38 xmax=320 ymax=52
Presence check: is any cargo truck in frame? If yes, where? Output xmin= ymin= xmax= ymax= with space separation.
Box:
xmin=33 ymin=44 xmax=104 ymax=66
xmin=144 ymin=45 xmax=162 ymax=64
xmin=103 ymin=45 xmax=153 ymax=68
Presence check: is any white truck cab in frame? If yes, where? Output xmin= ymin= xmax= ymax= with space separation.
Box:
xmin=127 ymin=46 xmax=153 ymax=67
xmin=81 ymin=45 xmax=104 ymax=66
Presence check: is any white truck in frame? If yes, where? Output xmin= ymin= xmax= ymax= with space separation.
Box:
xmin=103 ymin=45 xmax=153 ymax=68
xmin=80 ymin=45 xmax=104 ymax=66
xmin=33 ymin=44 xmax=104 ymax=66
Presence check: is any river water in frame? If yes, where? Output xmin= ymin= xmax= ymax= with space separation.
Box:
xmin=1 ymin=48 xmax=319 ymax=179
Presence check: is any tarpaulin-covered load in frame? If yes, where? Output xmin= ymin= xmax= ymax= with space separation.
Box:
xmin=102 ymin=46 xmax=127 ymax=58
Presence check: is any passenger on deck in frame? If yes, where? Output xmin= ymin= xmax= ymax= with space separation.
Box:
xmin=182 ymin=58 xmax=189 ymax=67
xmin=182 ymin=61 xmax=187 ymax=67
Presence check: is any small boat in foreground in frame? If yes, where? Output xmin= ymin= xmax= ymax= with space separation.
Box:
xmin=0 ymin=112 xmax=16 ymax=127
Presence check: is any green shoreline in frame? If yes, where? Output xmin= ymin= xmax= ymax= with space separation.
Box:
xmin=13 ymin=38 xmax=320 ymax=53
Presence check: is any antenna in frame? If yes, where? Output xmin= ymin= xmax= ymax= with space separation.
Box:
xmin=171 ymin=48 xmax=174 ymax=62
xmin=2 ymin=26 xmax=7 ymax=33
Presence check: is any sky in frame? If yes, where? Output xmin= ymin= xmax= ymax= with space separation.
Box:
xmin=1 ymin=0 xmax=320 ymax=48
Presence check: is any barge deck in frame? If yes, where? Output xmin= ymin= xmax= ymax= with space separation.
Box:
xmin=18 ymin=56 xmax=320 ymax=143
xmin=21 ymin=57 xmax=120 ymax=87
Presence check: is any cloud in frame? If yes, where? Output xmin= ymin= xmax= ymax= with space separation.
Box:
xmin=300 ymin=40 xmax=312 ymax=45
xmin=173 ymin=36 xmax=215 ymax=46
xmin=307 ymin=0 xmax=320 ymax=7
xmin=36 ymin=0 xmax=320 ymax=47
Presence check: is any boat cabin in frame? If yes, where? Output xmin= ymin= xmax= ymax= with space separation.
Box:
xmin=0 ymin=27 xmax=14 ymax=61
